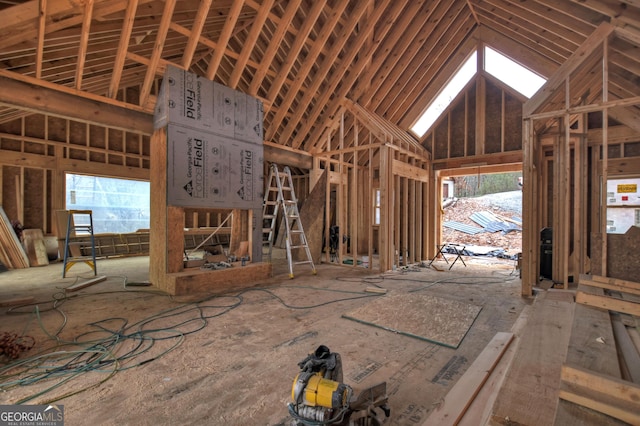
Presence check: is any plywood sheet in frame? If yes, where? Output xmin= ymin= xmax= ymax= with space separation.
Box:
xmin=342 ymin=294 xmax=482 ymax=348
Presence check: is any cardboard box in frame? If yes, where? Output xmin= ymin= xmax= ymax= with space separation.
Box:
xmin=166 ymin=124 xmax=264 ymax=209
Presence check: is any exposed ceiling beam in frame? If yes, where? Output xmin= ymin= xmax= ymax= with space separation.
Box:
xmin=264 ymin=0 xmax=326 ymax=113
xmin=228 ymin=0 xmax=274 ymax=89
xmin=139 ymin=0 xmax=176 ymax=107
xmin=524 ymin=21 xmax=615 ymax=116
xmin=36 ymin=0 xmax=46 ymax=79
xmin=268 ymin=0 xmax=361 ymax=143
xmin=108 ymin=0 xmax=139 ymax=98
xmin=296 ymin=0 xmax=406 ymax=151
xmin=181 ymin=0 xmax=213 ymax=70
xmin=206 ymin=0 xmax=245 ymax=80
xmin=0 ymin=73 xmax=153 ymax=134
xmin=247 ymin=0 xmax=301 ymax=96
xmin=75 ymin=0 xmax=94 ymax=90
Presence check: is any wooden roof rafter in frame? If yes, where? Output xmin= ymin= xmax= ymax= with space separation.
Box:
xmin=268 ymin=0 xmax=369 ymax=144
xmin=342 ymin=98 xmax=429 ymax=160
xmin=363 ymin=2 xmax=475 ymax=118
xmin=524 ymin=21 xmax=616 ymax=117
xmin=294 ymin=0 xmax=407 ymax=152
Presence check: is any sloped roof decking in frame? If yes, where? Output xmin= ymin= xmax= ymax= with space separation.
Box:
xmin=0 ymin=0 xmax=637 ymax=157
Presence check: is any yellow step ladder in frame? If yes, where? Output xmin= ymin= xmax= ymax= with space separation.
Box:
xmin=62 ymin=210 xmax=97 ymax=277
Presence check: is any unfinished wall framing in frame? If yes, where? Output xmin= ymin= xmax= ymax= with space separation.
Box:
xmin=309 ymin=100 xmax=431 ymax=273
xmin=521 ymin=22 xmax=640 ymax=295
xmin=0 ymin=112 xmax=151 ymax=236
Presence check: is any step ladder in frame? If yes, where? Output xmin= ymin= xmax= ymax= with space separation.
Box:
xmin=263 ymin=164 xmax=316 ymax=278
xmin=62 ymin=210 xmax=97 ymax=278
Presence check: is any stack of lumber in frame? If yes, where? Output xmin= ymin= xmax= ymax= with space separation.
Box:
xmin=0 ymin=206 xmax=29 ymax=269
xmin=422 ymin=275 xmax=640 ymax=425
xmin=555 ymin=274 xmax=640 ymax=425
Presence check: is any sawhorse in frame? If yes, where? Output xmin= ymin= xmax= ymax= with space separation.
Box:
xmin=428 ymin=243 xmax=467 ymax=270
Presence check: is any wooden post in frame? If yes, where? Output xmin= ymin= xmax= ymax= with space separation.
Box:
xmin=601 ymin=37 xmax=609 ymax=276
xmin=521 ymin=118 xmax=536 ymax=296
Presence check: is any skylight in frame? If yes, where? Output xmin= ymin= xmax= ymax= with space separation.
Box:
xmin=410 ymin=46 xmax=548 ymax=138
xmin=411 ymin=51 xmax=477 ymax=137
xmin=484 ymin=46 xmax=546 ymax=98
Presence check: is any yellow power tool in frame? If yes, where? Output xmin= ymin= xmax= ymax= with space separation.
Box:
xmin=288 ymin=345 xmax=390 ymax=425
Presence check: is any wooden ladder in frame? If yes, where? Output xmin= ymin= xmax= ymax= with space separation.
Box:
xmin=262 ymin=164 xmax=316 ymax=278
xmin=62 ymin=210 xmax=97 ymax=277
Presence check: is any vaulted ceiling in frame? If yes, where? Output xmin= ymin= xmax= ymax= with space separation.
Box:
xmin=0 ymin=0 xmax=639 ymax=156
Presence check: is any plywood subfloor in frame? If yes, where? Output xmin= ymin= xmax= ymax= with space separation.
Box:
xmin=0 ymin=256 xmax=530 ymax=425
xmin=343 ymin=293 xmax=482 ymax=348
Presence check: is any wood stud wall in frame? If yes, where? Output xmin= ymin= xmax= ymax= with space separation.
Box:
xmin=521 ymin=23 xmax=640 ymax=295
xmin=0 ymin=12 xmax=636 ymax=299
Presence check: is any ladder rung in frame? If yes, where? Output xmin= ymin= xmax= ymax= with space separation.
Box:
xmin=67 ymin=256 xmax=95 ymax=261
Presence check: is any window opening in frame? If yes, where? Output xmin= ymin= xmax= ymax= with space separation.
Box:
xmin=411 ymin=51 xmax=477 ymax=137
xmin=66 ymin=174 xmax=150 ymax=234
xmin=484 ymin=46 xmax=546 ymax=98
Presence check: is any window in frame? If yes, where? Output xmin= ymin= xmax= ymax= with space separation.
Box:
xmin=410 ymin=46 xmax=548 ymax=138
xmin=484 ymin=46 xmax=546 ymax=98
xmin=411 ymin=51 xmax=477 ymax=137
xmin=66 ymin=174 xmax=150 ymax=233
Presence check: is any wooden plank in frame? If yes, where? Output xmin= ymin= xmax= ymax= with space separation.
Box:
xmin=248 ymin=0 xmax=301 ymax=95
xmin=559 ymin=364 xmax=640 ymax=425
xmin=168 ymin=262 xmax=272 ymax=296
xmin=228 ymin=0 xmax=274 ymax=89
xmin=22 ymin=229 xmax=49 ymax=266
xmin=65 ymin=275 xmax=107 ymax=292
xmin=490 ymin=291 xmax=575 ymax=425
xmin=422 ymin=332 xmax=514 ymax=426
xmin=139 ymin=0 xmax=176 ymax=107
xmin=554 ymin=284 xmax=624 ymax=425
xmin=180 ymin=0 xmax=212 ymax=70
xmin=267 ymin=0 xmax=354 ymax=141
xmin=108 ymin=0 xmax=139 ymax=98
xmin=0 ymin=296 xmax=35 ymax=307
xmin=74 ymin=0 xmax=94 ymax=90
xmin=205 ymin=0 xmax=245 ymax=80
xmin=263 ymin=0 xmax=326 ymax=113
xmin=576 ymin=291 xmax=640 ymax=316
xmin=458 ymin=305 xmax=532 ymax=426
xmin=0 ymin=206 xmax=29 ymax=269
xmin=564 ymin=286 xmax=620 ymax=376
xmin=0 ymin=73 xmax=154 ymax=134
xmin=580 ymin=274 xmax=640 ymax=296
xmin=523 ymin=22 xmax=614 ymax=116
xmin=392 ymin=160 xmax=429 ymax=182
xmin=611 ymin=314 xmax=640 ymax=383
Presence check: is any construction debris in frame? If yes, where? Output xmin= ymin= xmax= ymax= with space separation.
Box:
xmin=470 ymin=211 xmax=522 ymax=234
xmin=442 ymin=196 xmax=522 ymax=258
